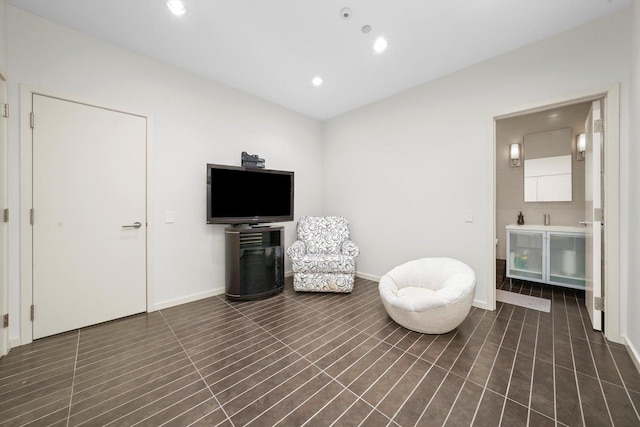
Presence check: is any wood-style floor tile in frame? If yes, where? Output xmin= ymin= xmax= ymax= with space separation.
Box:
xmin=0 ymin=277 xmax=638 ymax=426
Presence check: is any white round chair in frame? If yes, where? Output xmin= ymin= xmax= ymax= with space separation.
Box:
xmin=378 ymin=257 xmax=476 ymax=334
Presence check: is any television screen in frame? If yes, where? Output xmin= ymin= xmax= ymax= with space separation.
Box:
xmin=207 ymin=164 xmax=294 ymax=225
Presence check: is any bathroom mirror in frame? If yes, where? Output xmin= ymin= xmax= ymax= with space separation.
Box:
xmin=523 ymin=128 xmax=572 ymax=202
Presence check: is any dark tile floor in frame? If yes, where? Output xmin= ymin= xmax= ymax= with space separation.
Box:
xmin=1 ymin=276 xmax=639 ymax=426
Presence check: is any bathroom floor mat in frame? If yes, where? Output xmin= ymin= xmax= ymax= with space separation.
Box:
xmin=496 ymin=289 xmax=551 ymax=313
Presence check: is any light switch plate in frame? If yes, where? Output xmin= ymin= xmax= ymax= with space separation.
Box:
xmin=165 ymin=210 xmax=174 ymax=223
xmin=464 ymin=210 xmax=473 ymax=223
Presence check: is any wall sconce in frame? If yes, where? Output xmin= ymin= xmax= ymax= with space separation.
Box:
xmin=509 ymin=143 xmax=521 ymax=167
xmin=576 ymin=133 xmax=586 ymax=161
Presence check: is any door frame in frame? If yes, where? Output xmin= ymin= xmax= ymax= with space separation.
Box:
xmin=490 ymin=84 xmax=621 ymax=344
xmin=19 ymin=86 xmax=154 ymax=345
xmin=0 ymin=72 xmax=8 ymax=357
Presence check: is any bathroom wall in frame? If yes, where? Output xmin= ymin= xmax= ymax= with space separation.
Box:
xmin=495 ymin=102 xmax=591 ymax=259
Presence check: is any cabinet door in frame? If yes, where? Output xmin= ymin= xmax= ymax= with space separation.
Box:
xmin=548 ymin=232 xmax=585 ymax=289
xmin=507 ymin=231 xmax=545 ymax=283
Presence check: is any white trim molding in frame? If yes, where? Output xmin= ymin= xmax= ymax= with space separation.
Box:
xmin=491 ymin=84 xmax=622 ymax=344
xmin=154 ymin=287 xmax=225 ymax=311
xmin=19 ymin=85 xmax=154 ymax=346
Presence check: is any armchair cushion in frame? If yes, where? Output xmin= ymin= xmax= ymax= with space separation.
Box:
xmin=297 ymin=216 xmax=351 ymax=254
xmin=290 ymin=253 xmax=356 ymax=274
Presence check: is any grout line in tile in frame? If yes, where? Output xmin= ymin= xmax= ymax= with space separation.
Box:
xmin=411 ymin=370 xmax=452 ymax=426
xmin=299 ymin=386 xmax=360 ymax=427
xmin=497 ymin=306 xmax=527 ymax=426
xmin=187 ymin=332 xmax=277 ymax=371
xmin=207 ymin=345 xmax=296 ymax=397
xmin=187 ymin=304 xmax=327 ymax=413
xmin=172 ymin=318 xmax=261 ymax=349
xmin=68 ymin=365 xmax=200 ymax=425
xmin=214 ymin=287 xmax=405 ymax=425
xmin=415 ymin=310 xmax=491 ymax=425
xmin=548 ymin=291 xmax=556 ymax=421
xmin=157 ymin=310 xmax=231 ymax=425
xmin=384 ymin=327 xmax=465 ymax=423
xmin=468 ymin=298 xmax=519 ymax=426
xmin=525 ymin=308 xmax=540 ymax=425
xmin=0 ymin=373 xmax=75 ymax=414
xmin=317 ymin=332 xmax=391 ymax=382
xmin=569 ymin=290 xmax=616 ymax=425
xmin=561 ymin=287 xmax=585 ymax=426
xmin=0 ymin=393 xmax=72 ymax=426
xmin=74 ymin=333 xmax=181 ymax=375
xmin=242 ymin=370 xmax=330 ymax=426
xmin=601 ymin=345 xmax=640 ymax=419
xmin=0 ymin=364 xmax=74 ymax=402
xmin=342 ymin=330 xmax=411 ymax=391
xmin=0 ymin=352 xmax=77 ymax=380
xmin=124 ymin=381 xmax=213 ymax=426
xmin=440 ymin=311 xmax=493 ymax=425
xmin=71 ymin=355 xmax=191 ymax=407
xmin=72 ymin=347 xmax=187 ymax=392
xmin=226 ymin=363 xmax=318 ymax=421
xmin=180 ymin=397 xmax=226 ymax=427
xmin=6 ymin=278 xmax=637 ymax=426
xmin=65 ymin=329 xmax=80 ymax=427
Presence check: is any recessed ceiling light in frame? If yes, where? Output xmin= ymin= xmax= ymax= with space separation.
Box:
xmin=361 ymin=25 xmax=372 ymax=34
xmin=312 ymin=77 xmax=323 ymax=87
xmin=374 ymin=37 xmax=388 ymax=53
xmin=167 ymin=0 xmax=186 ymax=16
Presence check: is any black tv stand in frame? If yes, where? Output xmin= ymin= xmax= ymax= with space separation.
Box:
xmin=225 ymin=226 xmax=284 ymax=300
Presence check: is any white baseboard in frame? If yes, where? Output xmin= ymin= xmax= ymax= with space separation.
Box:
xmin=472 ymin=299 xmax=492 ymax=310
xmin=356 ymin=272 xmax=380 ymax=282
xmin=154 ymin=287 xmax=225 ymax=311
xmin=625 ymin=336 xmax=640 ymax=374
xmin=9 ymin=338 xmax=21 ymax=351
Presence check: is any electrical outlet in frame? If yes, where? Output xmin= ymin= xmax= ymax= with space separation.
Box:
xmin=165 ymin=211 xmax=174 ymax=223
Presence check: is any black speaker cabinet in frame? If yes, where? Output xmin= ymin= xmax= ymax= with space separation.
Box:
xmin=225 ymin=226 xmax=284 ymax=300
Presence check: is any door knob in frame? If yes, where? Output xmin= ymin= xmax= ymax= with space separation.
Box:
xmin=122 ymin=222 xmax=142 ymax=229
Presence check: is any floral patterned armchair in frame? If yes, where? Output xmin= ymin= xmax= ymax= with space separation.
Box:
xmin=286 ymin=216 xmax=360 ymax=293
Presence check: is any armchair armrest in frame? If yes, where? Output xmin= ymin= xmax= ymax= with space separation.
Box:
xmin=341 ymin=240 xmax=360 ymax=257
xmin=286 ymin=240 xmax=306 ymax=259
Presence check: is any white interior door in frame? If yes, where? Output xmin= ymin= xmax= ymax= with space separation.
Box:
xmin=32 ymin=94 xmax=147 ymax=339
xmin=0 ymin=74 xmax=7 ymax=356
xmin=584 ymin=99 xmax=603 ymax=331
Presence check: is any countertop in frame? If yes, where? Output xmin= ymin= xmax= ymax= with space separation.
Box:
xmin=506 ymin=224 xmax=587 ymax=233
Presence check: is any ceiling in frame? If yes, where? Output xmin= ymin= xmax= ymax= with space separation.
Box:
xmin=8 ymin=0 xmax=631 ymax=120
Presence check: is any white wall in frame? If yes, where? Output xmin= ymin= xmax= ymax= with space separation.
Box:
xmin=6 ymin=7 xmax=323 ymax=339
xmin=0 ymin=0 xmax=6 ymax=72
xmin=4 ymin=4 xmax=637 ymax=353
xmin=626 ymin=0 xmax=640 ymax=363
xmin=323 ymin=9 xmax=631 ymax=309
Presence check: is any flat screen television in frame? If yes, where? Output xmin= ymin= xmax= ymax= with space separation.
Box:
xmin=207 ymin=164 xmax=294 ymax=225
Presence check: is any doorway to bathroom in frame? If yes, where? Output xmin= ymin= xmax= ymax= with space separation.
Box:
xmin=493 ymin=87 xmax=621 ymax=342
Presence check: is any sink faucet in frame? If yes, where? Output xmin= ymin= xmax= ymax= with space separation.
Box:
xmin=544 ymin=214 xmax=550 ymax=226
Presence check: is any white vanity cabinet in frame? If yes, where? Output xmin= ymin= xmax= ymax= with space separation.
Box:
xmin=506 ymin=225 xmax=586 ymax=289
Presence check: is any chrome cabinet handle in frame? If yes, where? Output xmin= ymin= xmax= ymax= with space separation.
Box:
xmin=578 ymin=221 xmax=589 ymax=226
xmin=122 ymin=222 xmax=142 ymax=229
